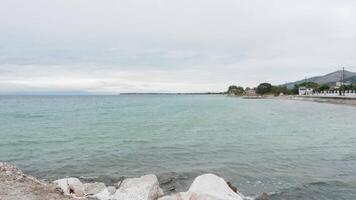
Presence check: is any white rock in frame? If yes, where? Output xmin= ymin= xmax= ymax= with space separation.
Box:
xmin=159 ymin=174 xmax=243 ymax=200
xmin=113 ymin=174 xmax=164 ymax=200
xmin=84 ymin=182 xmax=106 ymax=195
xmin=53 ymin=177 xmax=85 ymax=197
xmin=95 ymin=188 xmax=112 ymax=200
xmin=107 ymin=186 xmax=116 ymax=195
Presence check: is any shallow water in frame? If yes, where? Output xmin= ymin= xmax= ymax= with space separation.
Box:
xmin=1 ymin=95 xmax=356 ymax=199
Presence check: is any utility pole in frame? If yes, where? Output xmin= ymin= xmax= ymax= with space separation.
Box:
xmin=342 ymin=67 xmax=344 ymax=85
xmin=342 ymin=67 xmax=345 ymax=96
xmin=339 ymin=67 xmax=345 ymax=96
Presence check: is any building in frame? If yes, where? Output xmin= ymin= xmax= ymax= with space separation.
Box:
xmin=245 ymin=88 xmax=257 ymax=96
xmin=298 ymin=87 xmax=313 ymax=95
xmin=335 ymin=81 xmax=351 ymax=88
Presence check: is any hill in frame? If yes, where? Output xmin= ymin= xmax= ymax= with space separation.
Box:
xmin=287 ymin=70 xmax=356 ymax=88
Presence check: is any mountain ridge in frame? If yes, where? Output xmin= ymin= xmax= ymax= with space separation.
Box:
xmin=287 ymin=70 xmax=356 ymax=88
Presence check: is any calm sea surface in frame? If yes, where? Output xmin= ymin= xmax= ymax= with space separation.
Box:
xmin=1 ymin=95 xmax=356 ymax=199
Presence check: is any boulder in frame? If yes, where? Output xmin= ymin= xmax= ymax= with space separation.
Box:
xmin=107 ymin=186 xmax=116 ymax=195
xmin=227 ymin=181 xmax=238 ymax=193
xmin=53 ymin=177 xmax=85 ymax=197
xmin=113 ymin=174 xmax=164 ymax=200
xmin=84 ymin=182 xmax=106 ymax=195
xmin=94 ymin=188 xmax=111 ymax=200
xmin=159 ymin=174 xmax=243 ymax=200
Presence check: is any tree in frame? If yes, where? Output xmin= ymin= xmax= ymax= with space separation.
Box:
xmin=290 ymin=85 xmax=299 ymax=95
xmin=319 ymin=84 xmax=330 ymax=91
xmin=298 ymin=82 xmax=319 ymax=89
xmin=227 ymin=85 xmax=244 ymax=96
xmin=272 ymin=85 xmax=289 ymax=96
xmin=256 ymin=83 xmax=273 ymax=95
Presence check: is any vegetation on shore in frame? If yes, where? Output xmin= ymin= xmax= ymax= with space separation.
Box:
xmin=227 ymin=82 xmax=356 ymax=96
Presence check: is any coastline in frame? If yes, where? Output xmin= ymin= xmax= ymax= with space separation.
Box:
xmin=264 ymin=95 xmax=356 ymax=107
xmin=0 ymin=161 xmax=260 ymax=200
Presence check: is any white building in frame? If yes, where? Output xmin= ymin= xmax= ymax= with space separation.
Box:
xmin=298 ymin=87 xmax=313 ymax=95
xmin=335 ymin=81 xmax=351 ymax=88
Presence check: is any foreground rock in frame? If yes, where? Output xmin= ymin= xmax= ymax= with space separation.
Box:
xmin=2 ymin=161 xmax=248 ymax=200
xmin=113 ymin=174 xmax=164 ymax=200
xmin=52 ymin=174 xmax=164 ymax=200
xmin=159 ymin=174 xmax=244 ymax=200
xmin=0 ymin=161 xmax=74 ymax=200
xmin=53 ymin=177 xmax=85 ymax=197
xmin=84 ymin=182 xmax=107 ymax=195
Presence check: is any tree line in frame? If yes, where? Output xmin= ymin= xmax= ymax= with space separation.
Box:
xmin=228 ymin=82 xmax=356 ymax=96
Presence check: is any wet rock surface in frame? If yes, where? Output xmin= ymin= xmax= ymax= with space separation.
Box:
xmin=113 ymin=174 xmax=164 ymax=200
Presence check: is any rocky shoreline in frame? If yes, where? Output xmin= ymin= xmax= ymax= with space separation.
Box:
xmin=1 ymin=161 xmax=269 ymax=200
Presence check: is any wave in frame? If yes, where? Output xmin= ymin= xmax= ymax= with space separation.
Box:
xmin=12 ymin=114 xmax=45 ymax=119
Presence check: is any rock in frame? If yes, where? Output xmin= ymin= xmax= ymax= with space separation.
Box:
xmin=227 ymin=181 xmax=238 ymax=193
xmin=158 ymin=174 xmax=243 ymax=200
xmin=84 ymin=182 xmax=106 ymax=195
xmin=0 ymin=162 xmax=5 ymax=171
xmin=255 ymin=192 xmax=269 ymax=200
xmin=113 ymin=174 xmax=164 ymax=200
xmin=5 ymin=170 xmax=13 ymax=176
xmin=107 ymin=186 xmax=116 ymax=195
xmin=53 ymin=177 xmax=85 ymax=197
xmin=0 ymin=162 xmax=84 ymax=200
xmin=94 ymin=188 xmax=111 ymax=200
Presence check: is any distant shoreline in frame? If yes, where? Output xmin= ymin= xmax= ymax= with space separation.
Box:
xmin=267 ymin=95 xmax=356 ymax=107
xmin=0 ymin=93 xmax=227 ymax=96
xmin=119 ymin=92 xmax=226 ymax=95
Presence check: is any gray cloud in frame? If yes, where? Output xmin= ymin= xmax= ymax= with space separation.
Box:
xmin=0 ymin=0 xmax=356 ymax=93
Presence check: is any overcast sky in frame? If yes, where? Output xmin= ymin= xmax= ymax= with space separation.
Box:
xmin=0 ymin=0 xmax=356 ymax=94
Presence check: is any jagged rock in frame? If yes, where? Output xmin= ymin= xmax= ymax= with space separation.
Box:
xmin=107 ymin=186 xmax=116 ymax=195
xmin=94 ymin=188 xmax=111 ymax=200
xmin=53 ymin=177 xmax=85 ymax=197
xmin=158 ymin=174 xmax=243 ymax=200
xmin=227 ymin=181 xmax=238 ymax=193
xmin=84 ymin=182 xmax=106 ymax=195
xmin=0 ymin=162 xmax=77 ymax=200
xmin=113 ymin=174 xmax=164 ymax=200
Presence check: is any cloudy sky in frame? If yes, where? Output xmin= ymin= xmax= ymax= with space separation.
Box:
xmin=1 ymin=0 xmax=356 ymax=94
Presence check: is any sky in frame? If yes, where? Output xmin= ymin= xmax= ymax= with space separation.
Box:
xmin=0 ymin=0 xmax=356 ymax=94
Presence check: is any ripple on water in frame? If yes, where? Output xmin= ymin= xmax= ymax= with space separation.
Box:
xmin=1 ymin=95 xmax=356 ymax=200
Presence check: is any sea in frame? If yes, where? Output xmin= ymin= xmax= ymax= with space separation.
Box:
xmin=0 ymin=95 xmax=355 ymax=199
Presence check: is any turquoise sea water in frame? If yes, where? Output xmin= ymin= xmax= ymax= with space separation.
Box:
xmin=1 ymin=95 xmax=356 ymax=199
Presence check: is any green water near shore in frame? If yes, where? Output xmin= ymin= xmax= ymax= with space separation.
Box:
xmin=1 ymin=95 xmax=356 ymax=199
